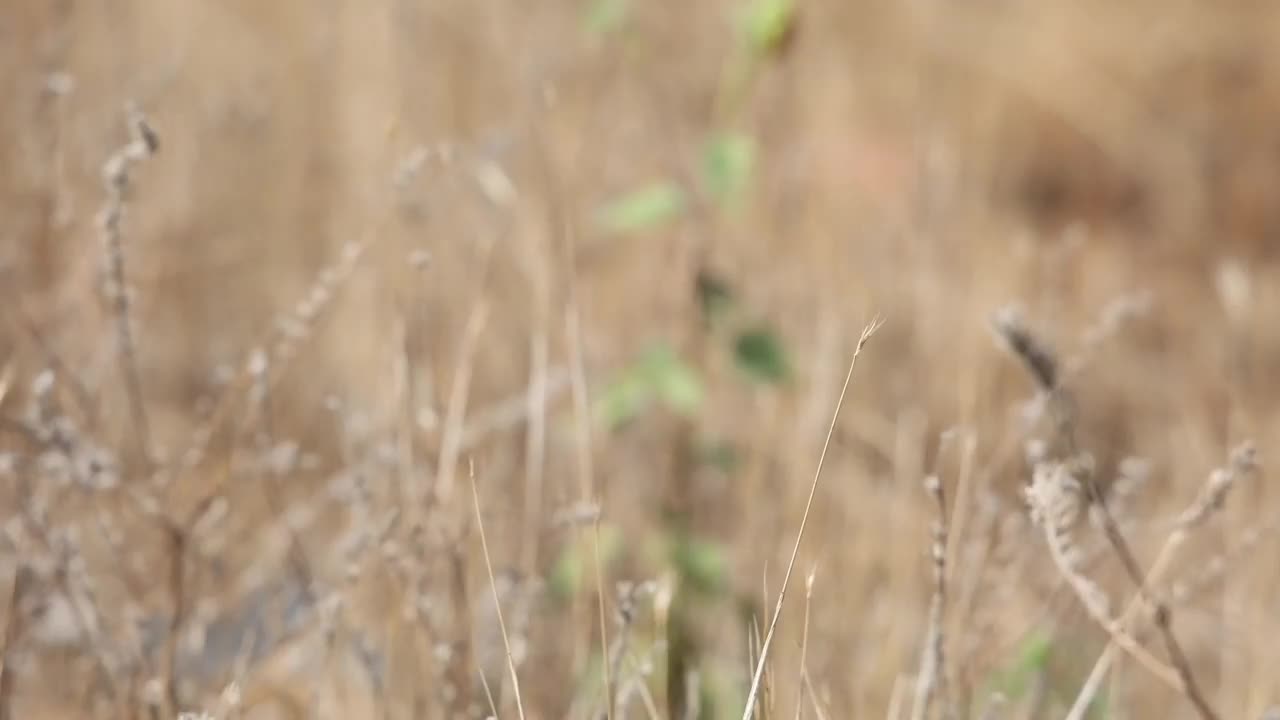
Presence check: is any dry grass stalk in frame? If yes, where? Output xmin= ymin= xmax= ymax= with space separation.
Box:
xmin=521 ymin=328 xmax=550 ymax=578
xmin=741 ymin=318 xmax=883 ymax=720
xmin=940 ymin=431 xmax=977 ymax=623
xmin=759 ymin=569 xmax=777 ymax=718
xmin=469 ymin=458 xmax=527 ymax=720
xmin=432 ymin=300 xmax=490 ymax=509
xmin=0 ymin=567 xmax=31 ymax=720
xmin=801 ymin=670 xmax=832 ymax=720
xmin=455 ymin=369 xmax=571 ymax=452
xmin=793 ymin=568 xmax=816 ymax=720
xmin=1171 ymin=519 xmax=1278 ymax=606
xmin=604 ymin=580 xmax=655 ymax=719
xmin=416 ymin=270 xmax=490 ymax=716
xmin=746 ymin=616 xmax=772 ymax=720
xmin=161 ymin=521 xmax=188 ymax=716
xmin=565 ymin=292 xmax=614 ymax=720
xmin=910 ymin=474 xmax=950 ymax=720
xmin=478 ymin=666 xmax=500 ymax=719
xmin=1060 ymin=292 xmax=1153 ymax=383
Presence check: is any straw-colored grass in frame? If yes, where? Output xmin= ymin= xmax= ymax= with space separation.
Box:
xmin=1 ymin=1 xmax=1279 ymax=718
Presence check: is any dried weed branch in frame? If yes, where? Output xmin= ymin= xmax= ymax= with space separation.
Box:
xmin=98 ymin=105 xmax=159 ymax=463
xmin=1067 ymin=443 xmax=1258 ymax=720
xmin=910 ymin=474 xmax=950 ymax=720
xmin=995 ymin=307 xmax=1221 ymax=719
xmin=1024 ymin=461 xmax=1181 ymax=690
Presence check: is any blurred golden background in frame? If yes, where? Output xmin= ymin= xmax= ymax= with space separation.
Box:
xmin=2 ymin=0 xmax=1279 ymax=718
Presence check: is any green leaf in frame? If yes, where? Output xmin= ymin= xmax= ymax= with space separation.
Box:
xmin=637 ymin=343 xmax=680 ymax=377
xmin=584 ymin=0 xmax=628 ymax=35
xmin=698 ymin=440 xmax=740 ymax=473
xmin=595 ymin=181 xmax=687 ymax=234
xmin=596 ymin=343 xmax=703 ymax=428
xmin=739 ymin=0 xmax=796 ymax=56
xmin=655 ymin=364 xmax=703 ymax=416
xmin=733 ymin=326 xmax=790 ymax=384
xmin=702 ymin=132 xmax=755 ymax=203
xmin=595 ymin=373 xmax=652 ymax=430
xmin=670 ymin=534 xmax=729 ymax=596
xmin=647 ymin=350 xmax=704 ymax=416
xmin=637 ymin=344 xmax=704 ymax=416
xmin=695 ymin=270 xmax=736 ymax=329
xmin=994 ymin=630 xmax=1053 ymax=699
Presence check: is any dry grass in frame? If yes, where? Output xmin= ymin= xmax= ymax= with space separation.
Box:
xmin=2 ymin=0 xmax=1280 ymax=718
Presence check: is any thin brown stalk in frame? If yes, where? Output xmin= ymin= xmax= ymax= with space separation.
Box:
xmin=942 ymin=432 xmax=976 ymax=605
xmin=521 ymin=329 xmax=550 ymax=576
xmin=158 ymin=493 xmax=222 ymax=717
xmin=162 ymin=522 xmax=188 ymax=717
xmin=1172 ymin=520 xmax=1277 ymax=606
xmin=747 ymin=614 xmax=768 ymax=717
xmin=537 ymin=97 xmax=613 ymax=718
xmin=517 ymin=186 xmax=552 ymax=580
xmin=0 ymin=363 xmax=9 ymax=412
xmin=605 ymin=581 xmax=649 ymax=718
xmin=479 ymin=666 xmax=500 ymax=720
xmin=746 ymin=621 xmax=762 ymax=719
xmin=621 ymin=667 xmax=663 ymax=720
xmin=446 ymin=540 xmax=475 ymax=718
xmin=393 ymin=308 xmax=421 ymax=529
xmin=566 ymin=299 xmax=614 ymax=720
xmin=469 ymin=459 xmax=527 ymax=720
xmin=741 ymin=318 xmax=883 ymax=720
xmin=455 ymin=369 xmax=570 ymax=451
xmin=433 ymin=301 xmax=490 ymax=507
xmin=800 ymin=669 xmax=832 ymax=720
xmin=760 ymin=567 xmax=775 ymax=718
xmin=0 ymin=567 xmax=30 ymax=720
xmin=793 ymin=568 xmax=817 ymax=720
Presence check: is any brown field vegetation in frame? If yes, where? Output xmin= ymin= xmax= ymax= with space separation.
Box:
xmin=2 ymin=1 xmax=1280 ymax=718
